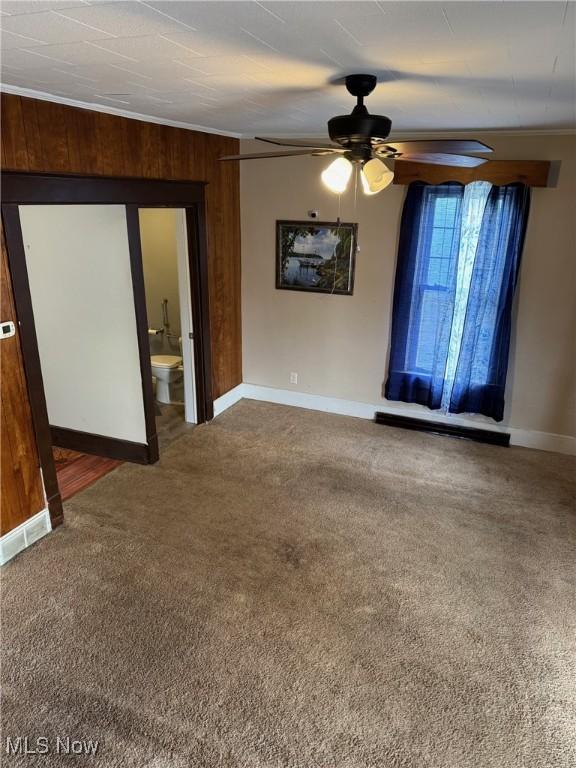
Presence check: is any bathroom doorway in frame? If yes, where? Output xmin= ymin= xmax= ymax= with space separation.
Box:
xmin=139 ymin=208 xmax=196 ymax=448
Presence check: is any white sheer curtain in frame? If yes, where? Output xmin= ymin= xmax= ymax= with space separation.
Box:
xmin=440 ymin=181 xmax=491 ymax=412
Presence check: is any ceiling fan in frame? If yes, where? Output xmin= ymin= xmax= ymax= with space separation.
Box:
xmin=220 ymin=74 xmax=493 ymax=195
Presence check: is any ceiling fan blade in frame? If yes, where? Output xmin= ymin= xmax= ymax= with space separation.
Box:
xmin=395 ymin=153 xmax=488 ymax=167
xmin=256 ymin=136 xmax=343 ymax=150
xmin=378 ymin=139 xmax=493 ymax=155
xmin=220 ymin=149 xmax=338 ymax=161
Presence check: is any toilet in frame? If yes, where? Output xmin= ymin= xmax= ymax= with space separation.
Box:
xmin=151 ymin=355 xmax=183 ymax=404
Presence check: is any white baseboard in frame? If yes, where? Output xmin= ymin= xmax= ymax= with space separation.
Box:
xmin=213 ymin=382 xmax=576 ymax=456
xmin=0 ymin=508 xmax=52 ymax=566
xmin=507 ymin=429 xmax=576 ymax=455
xmin=213 ymin=384 xmax=245 ymax=417
xmin=242 ymin=383 xmax=381 ymax=420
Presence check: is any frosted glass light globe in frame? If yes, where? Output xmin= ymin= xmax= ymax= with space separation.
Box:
xmin=321 ymin=157 xmax=353 ymax=194
xmin=361 ymin=158 xmax=394 ymax=195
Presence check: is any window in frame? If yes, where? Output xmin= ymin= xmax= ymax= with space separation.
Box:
xmin=386 ymin=181 xmax=530 ymax=421
xmin=410 ymin=192 xmax=462 ymax=374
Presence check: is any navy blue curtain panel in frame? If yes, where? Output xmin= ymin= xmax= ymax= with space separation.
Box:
xmin=385 ymin=183 xmax=465 ymax=410
xmin=385 ymin=181 xmax=530 ymax=421
xmin=449 ymin=184 xmax=531 ymax=421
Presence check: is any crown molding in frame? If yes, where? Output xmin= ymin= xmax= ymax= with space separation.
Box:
xmin=0 ymin=84 xmax=242 ymax=139
xmin=2 ymin=84 xmax=572 ymax=141
xmin=393 ymin=128 xmax=576 ymax=137
xmin=240 ymin=127 xmax=576 ymax=139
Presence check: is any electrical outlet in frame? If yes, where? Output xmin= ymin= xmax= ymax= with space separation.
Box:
xmin=290 ymin=372 xmax=298 ymax=385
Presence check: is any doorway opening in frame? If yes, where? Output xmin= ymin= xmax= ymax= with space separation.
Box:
xmin=139 ymin=208 xmax=197 ymax=451
xmin=18 ymin=202 xmax=146 ymax=502
xmin=2 ymin=174 xmax=212 ymax=525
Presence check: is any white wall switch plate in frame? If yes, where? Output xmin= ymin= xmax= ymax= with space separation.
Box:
xmin=290 ymin=372 xmax=298 ymax=385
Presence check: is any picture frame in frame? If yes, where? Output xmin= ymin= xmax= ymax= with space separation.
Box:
xmin=276 ymin=220 xmax=358 ymax=295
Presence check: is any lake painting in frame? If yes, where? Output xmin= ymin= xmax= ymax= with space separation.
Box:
xmin=276 ymin=221 xmax=357 ymax=295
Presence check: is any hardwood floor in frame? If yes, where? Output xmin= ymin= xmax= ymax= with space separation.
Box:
xmin=51 ymin=404 xmax=188 ymax=502
xmin=53 ymin=447 xmax=122 ymax=502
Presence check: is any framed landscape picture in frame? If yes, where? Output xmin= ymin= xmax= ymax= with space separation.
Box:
xmin=276 ymin=220 xmax=358 ymax=295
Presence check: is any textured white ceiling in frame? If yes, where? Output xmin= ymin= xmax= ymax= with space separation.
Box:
xmin=1 ymin=1 xmax=574 ymax=137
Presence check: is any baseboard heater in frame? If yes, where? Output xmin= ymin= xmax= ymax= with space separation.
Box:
xmin=374 ymin=412 xmax=510 ymax=446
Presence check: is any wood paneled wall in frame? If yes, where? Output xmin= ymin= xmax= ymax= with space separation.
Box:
xmin=1 ymin=230 xmax=45 ymax=535
xmin=1 ymin=93 xmax=242 ymax=398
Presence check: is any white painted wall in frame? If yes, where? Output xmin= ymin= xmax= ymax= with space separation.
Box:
xmin=20 ymin=204 xmax=147 ymax=443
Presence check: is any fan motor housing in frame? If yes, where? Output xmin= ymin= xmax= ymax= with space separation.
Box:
xmin=328 ymin=113 xmax=392 ymax=147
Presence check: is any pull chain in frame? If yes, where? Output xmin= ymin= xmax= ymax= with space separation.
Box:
xmin=332 ymin=193 xmax=344 ymax=294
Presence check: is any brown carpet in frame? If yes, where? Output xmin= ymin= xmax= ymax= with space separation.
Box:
xmin=2 ymin=400 xmax=575 ymax=767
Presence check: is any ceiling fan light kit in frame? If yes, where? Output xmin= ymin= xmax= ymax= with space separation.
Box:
xmin=321 ymin=156 xmax=394 ymax=196
xmin=220 ymin=74 xmax=493 ymax=197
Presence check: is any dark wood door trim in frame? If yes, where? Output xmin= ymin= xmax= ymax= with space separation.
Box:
xmin=185 ymin=204 xmax=214 ymax=422
xmin=1 ymin=172 xmax=207 ymax=205
xmin=51 ymin=426 xmax=150 ymax=463
xmin=126 ymin=205 xmax=159 ymax=464
xmin=1 ymin=205 xmax=63 ymax=527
